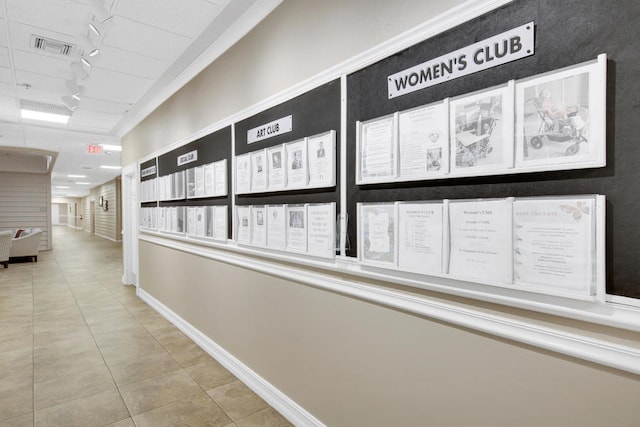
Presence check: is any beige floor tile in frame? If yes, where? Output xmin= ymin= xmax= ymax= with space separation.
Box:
xmin=185 ymin=358 xmax=237 ymax=390
xmin=0 ymin=333 xmax=33 ymax=356
xmin=235 ymin=407 xmax=293 ymax=427
xmin=33 ymin=327 xmax=93 ymax=348
xmin=34 ymin=389 xmax=129 ymax=427
xmin=98 ymin=338 xmax=167 ymax=366
xmin=34 ymin=348 xmax=105 ymax=383
xmin=0 ymin=347 xmax=33 ymax=392
xmin=132 ymin=391 xmax=232 ymax=427
xmin=88 ymin=316 xmax=144 ymax=335
xmin=165 ymin=340 xmax=214 ymax=368
xmin=0 ymin=384 xmax=32 ymax=422
xmin=34 ymin=363 xmax=115 ymax=410
xmin=33 ymin=334 xmax=99 ymax=365
xmin=91 ymin=325 xmax=154 ymax=348
xmin=0 ymin=412 xmax=33 ymax=427
xmin=118 ymin=369 xmax=202 ymax=415
xmin=105 ymin=417 xmax=136 ymax=427
xmin=208 ymin=380 xmax=269 ymax=421
xmin=107 ymin=350 xmax=182 ymax=386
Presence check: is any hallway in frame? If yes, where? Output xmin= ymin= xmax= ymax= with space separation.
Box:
xmin=0 ymin=226 xmax=292 ymax=426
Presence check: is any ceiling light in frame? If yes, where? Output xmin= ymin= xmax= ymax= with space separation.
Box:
xmin=71 ymin=62 xmax=89 ymax=80
xmin=56 ymin=186 xmax=70 ymax=189
xmin=21 ymin=109 xmax=70 ymax=124
xmin=88 ymin=22 xmax=101 ymax=37
xmin=81 ymin=57 xmax=92 ymax=68
xmin=61 ymin=96 xmax=79 ymax=111
xmin=100 ymin=165 xmax=121 ymax=170
xmin=68 ymin=174 xmax=86 ymax=178
xmin=76 ymin=182 xmax=91 ymax=185
xmin=100 ymin=144 xmax=122 ymax=152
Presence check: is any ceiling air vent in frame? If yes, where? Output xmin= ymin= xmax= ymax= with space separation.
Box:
xmin=31 ymin=35 xmax=76 ymax=56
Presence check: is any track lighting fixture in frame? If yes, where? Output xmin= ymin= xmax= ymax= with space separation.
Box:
xmin=71 ymin=62 xmax=90 ymax=80
xmin=78 ymin=35 xmax=100 ymax=57
xmin=61 ymin=96 xmax=80 ymax=111
xmin=65 ymin=80 xmax=84 ymax=100
xmin=87 ymin=0 xmax=114 ymax=26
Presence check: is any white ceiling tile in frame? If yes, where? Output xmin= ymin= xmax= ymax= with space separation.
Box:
xmin=0 ymin=95 xmax=19 ymax=123
xmin=115 ymin=0 xmax=222 ymax=38
xmin=79 ymin=97 xmax=131 ymax=115
xmin=69 ymin=109 xmax=123 ymax=132
xmin=0 ymin=46 xmax=11 ymax=68
xmin=83 ymin=67 xmax=154 ymax=104
xmin=0 ymin=66 xmax=13 ymax=84
xmin=6 ymin=0 xmax=90 ymax=39
xmin=23 ymin=126 xmax=66 ymax=151
xmin=0 ymin=81 xmax=14 ymax=97
xmin=14 ymin=69 xmax=66 ymax=93
xmin=101 ymin=16 xmax=190 ymax=61
xmin=12 ymin=49 xmax=73 ymax=80
xmin=16 ymin=86 xmax=66 ymax=106
xmin=94 ymin=44 xmax=169 ymax=79
xmin=0 ymin=18 xmax=7 ymax=47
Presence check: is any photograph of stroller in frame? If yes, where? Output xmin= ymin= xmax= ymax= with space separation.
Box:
xmin=454 ymin=99 xmax=497 ymax=168
xmin=526 ymin=89 xmax=589 ymax=156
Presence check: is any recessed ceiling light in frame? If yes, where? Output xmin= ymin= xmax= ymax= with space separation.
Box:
xmin=76 ymin=182 xmax=91 ymax=185
xmin=21 ymin=109 xmax=70 ymax=124
xmin=68 ymin=174 xmax=86 ymax=178
xmin=81 ymin=57 xmax=92 ymax=68
xmin=100 ymin=144 xmax=122 ymax=152
xmin=100 ymin=165 xmax=121 ymax=170
xmin=56 ymin=186 xmax=70 ymax=189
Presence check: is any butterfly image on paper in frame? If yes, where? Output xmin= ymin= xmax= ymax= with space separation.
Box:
xmin=560 ymin=201 xmax=590 ymax=221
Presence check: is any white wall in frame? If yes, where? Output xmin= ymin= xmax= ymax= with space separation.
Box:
xmin=124 ymin=1 xmax=640 ymax=425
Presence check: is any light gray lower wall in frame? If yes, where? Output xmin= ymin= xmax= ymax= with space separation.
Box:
xmin=0 ymin=171 xmax=51 ymax=250
xmin=140 ymin=242 xmax=640 ymax=426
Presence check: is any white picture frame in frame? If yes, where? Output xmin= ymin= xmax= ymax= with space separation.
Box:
xmin=308 ymin=130 xmax=336 ymax=188
xmin=286 ymin=139 xmax=308 ymax=189
xmin=357 ymin=113 xmax=398 ymax=184
xmin=398 ymin=100 xmax=450 ymax=180
xmin=449 ymin=83 xmax=515 ymax=174
xmin=515 ymin=54 xmax=606 ymax=169
xmin=358 ymin=203 xmax=397 ymax=267
xmin=267 ymin=145 xmax=286 ymax=191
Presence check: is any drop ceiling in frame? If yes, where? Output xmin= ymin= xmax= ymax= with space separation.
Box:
xmin=0 ymin=0 xmax=277 ymax=198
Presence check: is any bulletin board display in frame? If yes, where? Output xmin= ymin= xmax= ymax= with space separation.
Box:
xmin=139 ymin=158 xmax=158 ymax=205
xmin=234 ymin=79 xmax=341 ymax=207
xmin=153 ymin=126 xmax=232 ymax=239
xmin=346 ymin=0 xmax=640 ymax=299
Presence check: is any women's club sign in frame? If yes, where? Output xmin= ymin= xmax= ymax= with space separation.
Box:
xmin=388 ymin=22 xmax=535 ymax=99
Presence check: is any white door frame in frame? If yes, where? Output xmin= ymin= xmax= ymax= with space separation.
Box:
xmin=121 ymin=162 xmax=139 ymax=287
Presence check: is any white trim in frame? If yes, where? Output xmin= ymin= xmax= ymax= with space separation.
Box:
xmin=137 ymin=288 xmax=325 ymax=427
xmin=138 ymin=235 xmax=640 ymax=376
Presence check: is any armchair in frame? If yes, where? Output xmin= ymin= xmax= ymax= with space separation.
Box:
xmin=0 ymin=230 xmax=12 ymax=268
xmin=10 ymin=228 xmax=43 ymax=263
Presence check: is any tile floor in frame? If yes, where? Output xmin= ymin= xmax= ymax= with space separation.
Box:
xmin=0 ymin=226 xmax=293 ymax=427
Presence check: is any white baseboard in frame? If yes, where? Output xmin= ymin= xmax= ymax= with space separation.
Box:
xmin=137 ymin=288 xmax=325 ymax=427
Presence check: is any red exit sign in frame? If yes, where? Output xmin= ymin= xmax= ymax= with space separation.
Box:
xmin=87 ymin=145 xmax=103 ymax=154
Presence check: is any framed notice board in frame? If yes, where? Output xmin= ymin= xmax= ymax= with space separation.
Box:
xmin=156 ymin=126 xmax=232 ymax=239
xmin=346 ymin=0 xmax=640 ymax=299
